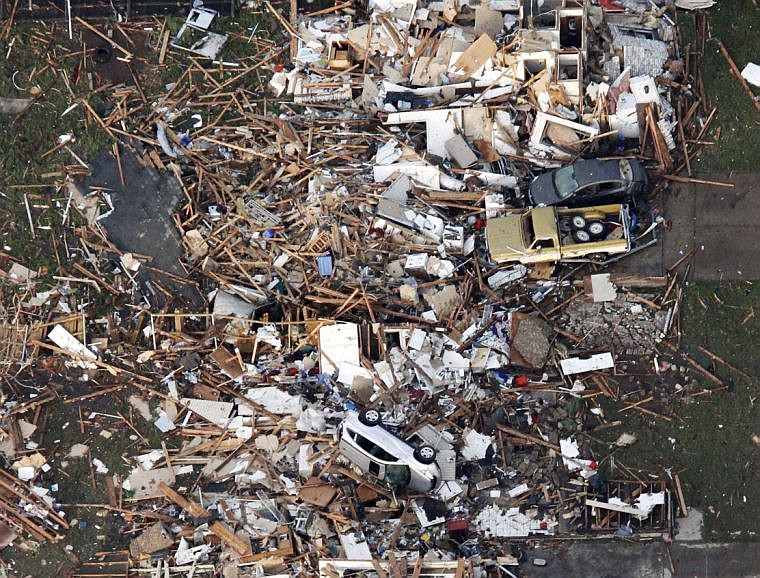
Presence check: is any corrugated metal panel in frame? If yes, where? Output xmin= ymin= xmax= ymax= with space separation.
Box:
xmin=436 ymin=449 xmax=457 ymax=481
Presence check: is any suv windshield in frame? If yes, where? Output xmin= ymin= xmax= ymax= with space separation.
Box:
xmin=553 ymin=165 xmax=578 ymax=198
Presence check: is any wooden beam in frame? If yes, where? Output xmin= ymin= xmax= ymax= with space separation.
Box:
xmin=716 ymin=40 xmax=760 ymax=113
xmin=74 ymin=17 xmax=133 ymax=59
xmin=497 ymin=424 xmax=560 ymax=452
xmin=673 ymin=473 xmax=689 ymax=518
xmin=209 ymin=521 xmax=250 ymax=556
xmin=660 ymin=174 xmax=734 ymax=188
xmin=158 ymin=482 xmax=209 ymax=518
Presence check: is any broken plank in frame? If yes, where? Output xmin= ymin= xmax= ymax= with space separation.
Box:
xmin=158 ymin=482 xmax=209 ymax=518
xmin=209 ymin=521 xmax=250 ymax=555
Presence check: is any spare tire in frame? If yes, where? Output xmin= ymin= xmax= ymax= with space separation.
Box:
xmin=571 ymin=215 xmax=587 ymax=230
xmin=358 ymin=409 xmax=381 ymax=426
xmin=413 ymin=445 xmax=437 ymax=464
xmin=572 ymin=228 xmax=591 ymax=243
xmin=587 ymin=220 xmax=607 ymax=238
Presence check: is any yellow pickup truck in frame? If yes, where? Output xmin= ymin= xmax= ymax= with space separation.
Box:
xmin=486 ymin=204 xmax=631 ymax=264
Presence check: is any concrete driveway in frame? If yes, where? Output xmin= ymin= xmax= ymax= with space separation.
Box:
xmin=610 ymin=173 xmax=760 ymax=280
xmin=522 ymin=540 xmax=760 ymax=577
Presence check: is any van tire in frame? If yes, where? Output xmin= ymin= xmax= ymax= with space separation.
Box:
xmin=358 ymin=409 xmax=381 ymax=426
xmin=414 ymin=445 xmax=437 ymax=464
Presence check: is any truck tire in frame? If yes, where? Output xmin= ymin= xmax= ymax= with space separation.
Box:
xmin=571 ymin=215 xmax=586 ymax=229
xmin=358 ymin=409 xmax=381 ymax=426
xmin=414 ymin=445 xmax=437 ymax=464
xmin=572 ymin=229 xmax=591 ymax=243
xmin=587 ymin=220 xmax=607 ymax=238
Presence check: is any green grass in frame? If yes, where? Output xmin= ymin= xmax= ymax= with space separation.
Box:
xmin=595 ymin=281 xmax=759 ymax=541
xmin=0 ymin=24 xmax=112 ymax=276
xmin=2 ymin=388 xmax=186 ymax=576
xmin=0 ymin=26 xmax=113 ymax=182
xmin=0 ymin=12 xmax=278 ymax=275
xmin=681 ymin=3 xmax=760 ymax=172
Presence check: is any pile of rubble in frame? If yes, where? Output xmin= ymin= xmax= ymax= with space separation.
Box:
xmin=0 ymin=0 xmax=745 ymax=576
xmin=561 ymin=291 xmax=669 ymax=353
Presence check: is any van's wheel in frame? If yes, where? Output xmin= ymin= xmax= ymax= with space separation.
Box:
xmin=358 ymin=409 xmax=381 ymax=426
xmin=587 ymin=220 xmax=607 ymax=238
xmin=571 ymin=215 xmax=587 ymax=229
xmin=414 ymin=445 xmax=437 ymax=464
xmin=572 ymin=228 xmax=591 ymax=243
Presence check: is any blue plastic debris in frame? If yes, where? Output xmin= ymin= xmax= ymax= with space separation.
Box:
xmin=316 ymin=253 xmax=333 ymax=276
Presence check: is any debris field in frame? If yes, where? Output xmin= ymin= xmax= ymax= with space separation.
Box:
xmin=0 ymin=0 xmax=752 ymax=576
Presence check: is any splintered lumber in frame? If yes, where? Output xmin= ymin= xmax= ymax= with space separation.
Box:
xmin=75 ymin=17 xmax=133 ymax=59
xmin=0 ymin=0 xmax=19 ymax=43
xmin=591 ymin=373 xmax=617 ymax=399
xmin=677 ymin=102 xmax=691 ymax=176
xmin=372 ymin=560 xmax=390 ymax=578
xmin=627 ymin=404 xmax=673 ymax=422
xmin=158 ymin=28 xmax=171 ymax=65
xmin=497 ymin=425 xmax=560 ymax=452
xmin=697 ymin=345 xmax=751 ymax=379
xmin=646 ymin=104 xmax=673 ymax=169
xmin=158 ymin=482 xmax=209 ymax=518
xmin=412 ymin=558 xmax=423 ymax=578
xmin=673 ymin=473 xmax=689 ymax=517
xmin=660 ymin=174 xmax=734 ymax=188
xmin=209 ymin=521 xmax=250 ymax=555
xmin=662 ymin=342 xmax=725 ymax=388
xmin=62 ymin=385 xmax=126 ymax=404
xmin=388 ymin=552 xmax=407 ymax=578
xmin=0 ymin=470 xmax=68 ymax=541
xmin=30 ymin=339 xmax=151 ymax=382
xmin=619 ymin=396 xmax=654 ymax=412
xmin=716 ymin=40 xmax=760 ymax=113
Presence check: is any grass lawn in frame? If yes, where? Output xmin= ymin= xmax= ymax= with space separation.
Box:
xmin=0 ymin=14 xmax=278 ymax=276
xmin=0 ymin=23 xmax=112 ymax=277
xmin=614 ymin=2 xmax=760 ymax=540
xmin=680 ymin=2 xmax=760 ymax=172
xmin=596 ymin=280 xmax=759 ymax=541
